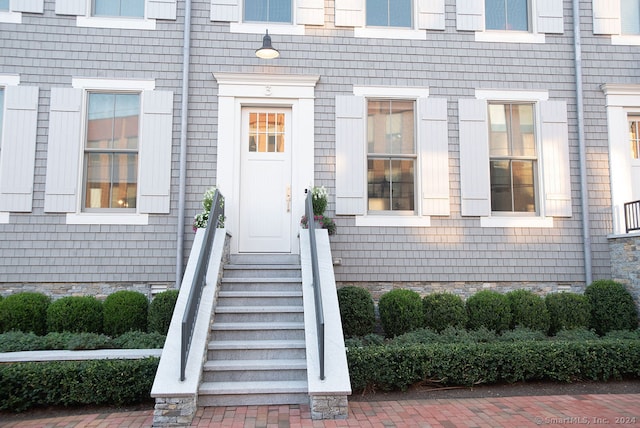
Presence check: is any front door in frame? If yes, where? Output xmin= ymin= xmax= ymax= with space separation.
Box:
xmin=239 ymin=108 xmax=292 ymax=253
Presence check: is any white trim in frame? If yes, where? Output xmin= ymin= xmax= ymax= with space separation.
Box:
xmin=354 ymin=27 xmax=426 ymax=40
xmin=0 ymin=212 xmax=8 ymax=223
xmin=353 ymin=86 xmax=429 ymax=98
xmin=66 ymin=213 xmax=149 ymax=225
xmin=475 ymin=31 xmax=545 ymax=43
xmin=229 ymin=22 xmax=305 ymax=35
xmin=0 ymin=10 xmax=21 ymax=23
xmin=0 ymin=75 xmax=20 ymax=86
xmin=72 ymin=78 xmax=155 ymax=90
xmin=612 ymin=35 xmax=640 ymax=45
xmin=475 ymin=88 xmax=549 ymax=101
xmin=355 ymin=215 xmax=431 ymax=227
xmin=77 ymin=15 xmax=156 ymax=29
xmin=480 ymin=216 xmax=553 ymax=228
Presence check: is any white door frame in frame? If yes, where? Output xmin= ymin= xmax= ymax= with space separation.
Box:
xmin=213 ymin=73 xmax=320 ymax=254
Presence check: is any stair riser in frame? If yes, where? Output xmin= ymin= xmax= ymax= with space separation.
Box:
xmin=214 ymin=312 xmax=304 ymax=323
xmin=208 ymin=348 xmax=306 ymax=360
xmin=223 ymin=269 xmax=301 ymax=279
xmin=211 ymin=329 xmax=305 ymax=341
xmin=220 ymin=283 xmax=302 ymax=292
xmin=203 ymin=369 xmax=307 ymax=382
xmin=198 ymin=393 xmax=308 ymax=407
xmin=229 ymin=255 xmax=300 ymax=265
xmin=217 ymin=296 xmax=303 ymax=306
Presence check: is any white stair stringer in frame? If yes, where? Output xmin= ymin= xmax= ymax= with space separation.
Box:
xmin=198 ymin=255 xmax=309 ymax=407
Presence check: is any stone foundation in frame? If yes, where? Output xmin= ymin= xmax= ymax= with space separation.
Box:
xmin=153 ymin=397 xmax=197 ymax=427
xmin=609 ymin=234 xmax=640 ymax=312
xmin=310 ymin=395 xmax=349 ymax=420
xmin=0 ymin=282 xmax=171 ymax=300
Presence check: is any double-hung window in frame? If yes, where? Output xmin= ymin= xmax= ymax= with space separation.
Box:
xmin=211 ymin=0 xmax=323 ymax=33
xmin=367 ymin=100 xmax=416 ymax=212
xmin=93 ymin=0 xmax=144 ymax=18
xmin=488 ymin=103 xmax=537 ymax=213
xmin=485 ymin=0 xmax=529 ymax=31
xmin=366 ymin=0 xmax=412 ymax=28
xmin=244 ymin=0 xmax=292 ymax=23
xmin=83 ymin=93 xmax=140 ymax=211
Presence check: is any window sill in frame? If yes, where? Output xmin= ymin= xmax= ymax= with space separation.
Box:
xmin=66 ymin=213 xmax=149 ymax=225
xmin=611 ymin=35 xmax=640 ymax=46
xmin=0 ymin=212 xmax=9 ymax=224
xmin=77 ymin=16 xmax=156 ymax=30
xmin=475 ymin=31 xmax=545 ymax=44
xmin=355 ymin=215 xmax=431 ymax=227
xmin=480 ymin=216 xmax=553 ymax=228
xmin=230 ymin=22 xmax=305 ymax=36
xmin=354 ymin=27 xmax=426 ymax=40
xmin=0 ymin=11 xmax=21 ymax=23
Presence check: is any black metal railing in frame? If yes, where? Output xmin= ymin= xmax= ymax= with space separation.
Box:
xmin=305 ymin=189 xmax=326 ymax=380
xmin=181 ymin=190 xmax=224 ymax=381
xmin=625 ymin=200 xmax=640 ymax=233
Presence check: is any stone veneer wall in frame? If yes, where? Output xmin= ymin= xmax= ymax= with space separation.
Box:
xmin=0 ymin=282 xmax=171 ymax=301
xmin=609 ymin=235 xmax=640 ymax=311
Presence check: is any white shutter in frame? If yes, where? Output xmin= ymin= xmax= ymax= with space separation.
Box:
xmin=417 ymin=0 xmax=445 ymax=30
xmin=0 ymin=86 xmax=39 ymax=212
xmin=139 ymin=90 xmax=173 ymax=214
xmin=419 ymin=97 xmax=450 ymax=216
xmin=147 ymin=0 xmax=177 ymax=20
xmin=458 ymin=98 xmax=490 ymax=217
xmin=55 ymin=0 xmax=86 ymax=15
xmin=592 ymin=0 xmax=621 ymax=35
xmin=335 ymin=95 xmax=365 ymax=215
xmin=537 ymin=0 xmax=564 ymax=34
xmin=297 ymin=0 xmax=324 ymax=25
xmin=11 ymin=0 xmax=44 ymax=13
xmin=44 ymin=88 xmax=83 ymax=213
xmin=456 ymin=0 xmax=484 ymax=31
xmin=540 ymin=100 xmax=572 ymax=217
xmin=211 ymin=0 xmax=239 ymax=22
xmin=334 ymin=0 xmax=364 ymax=27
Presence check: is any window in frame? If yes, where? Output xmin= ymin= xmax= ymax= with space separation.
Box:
xmin=93 ymin=0 xmax=143 ymax=18
xmin=0 ymin=0 xmax=8 ymax=11
xmin=248 ymin=112 xmax=285 ymax=153
xmin=622 ymin=0 xmax=640 ymax=34
xmin=485 ymin=0 xmax=529 ymax=31
xmin=244 ymin=0 xmax=292 ymax=23
xmin=488 ymin=103 xmax=537 ymax=213
xmin=630 ymin=116 xmax=640 ymax=159
xmin=83 ymin=93 xmax=140 ymax=211
xmin=367 ymin=100 xmax=415 ymax=212
xmin=366 ymin=0 xmax=412 ymax=28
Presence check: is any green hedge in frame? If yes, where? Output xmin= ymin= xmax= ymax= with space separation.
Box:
xmin=103 ymin=291 xmax=149 ymax=336
xmin=347 ymin=340 xmax=640 ymax=392
xmin=379 ymin=289 xmax=424 ymax=338
xmin=0 ymin=358 xmax=159 ymax=412
xmin=585 ymin=280 xmax=638 ymax=335
xmin=0 ymin=292 xmax=50 ymax=335
xmin=337 ymin=286 xmax=376 ymax=338
xmin=466 ymin=290 xmax=511 ymax=333
xmin=46 ymin=296 xmax=103 ymax=334
xmin=0 ymin=331 xmax=165 ymax=352
xmin=422 ymin=293 xmax=467 ymax=333
xmin=148 ymin=290 xmax=179 ymax=335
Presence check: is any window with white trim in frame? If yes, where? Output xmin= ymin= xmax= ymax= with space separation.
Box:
xmin=458 ymin=91 xmax=572 ymax=227
xmin=211 ymin=0 xmax=323 ymax=33
xmin=366 ymin=0 xmax=412 ymax=28
xmin=93 ymin=0 xmax=144 ymax=18
xmin=457 ymin=0 xmax=563 ymax=42
xmin=0 ymin=0 xmax=43 ymax=23
xmin=244 ymin=0 xmax=292 ymax=23
xmin=335 ymin=88 xmax=450 ymax=227
xmin=55 ymin=0 xmax=176 ymax=29
xmin=593 ymin=0 xmax=640 ymax=44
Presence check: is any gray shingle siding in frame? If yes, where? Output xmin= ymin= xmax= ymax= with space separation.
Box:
xmin=1 ymin=0 xmax=637 ymax=295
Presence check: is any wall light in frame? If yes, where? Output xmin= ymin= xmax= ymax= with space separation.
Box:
xmin=255 ymin=30 xmax=279 ymax=59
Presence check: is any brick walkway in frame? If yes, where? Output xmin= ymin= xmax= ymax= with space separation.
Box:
xmin=1 ymin=394 xmax=638 ymax=427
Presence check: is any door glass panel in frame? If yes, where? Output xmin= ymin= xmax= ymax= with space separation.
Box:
xmin=248 ymin=112 xmax=285 ymax=153
xmin=630 ymin=117 xmax=640 ymax=159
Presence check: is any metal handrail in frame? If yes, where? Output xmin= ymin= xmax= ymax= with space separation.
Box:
xmin=305 ymin=189 xmax=326 ymax=380
xmin=180 ymin=190 xmax=224 ymax=381
xmin=624 ymin=200 xmax=640 ymax=233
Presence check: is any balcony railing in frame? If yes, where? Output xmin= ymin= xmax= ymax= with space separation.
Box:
xmin=625 ymin=200 xmax=640 ymax=233
xmin=180 ymin=189 xmax=224 ymax=381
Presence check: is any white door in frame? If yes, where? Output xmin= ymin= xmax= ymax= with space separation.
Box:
xmin=239 ymin=108 xmax=292 ymax=253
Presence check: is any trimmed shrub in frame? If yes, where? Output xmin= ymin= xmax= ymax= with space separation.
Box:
xmin=337 ymin=286 xmax=376 ymax=338
xmin=148 ymin=290 xmax=179 ymax=335
xmin=466 ymin=290 xmax=511 ymax=334
xmin=0 ymin=292 xmax=50 ymax=335
xmin=422 ymin=292 xmax=467 ymax=332
xmin=112 ymin=331 xmax=166 ymax=349
xmin=585 ymin=280 xmax=638 ymax=335
xmin=545 ymin=292 xmax=590 ymax=335
xmin=46 ymin=296 xmax=103 ymax=334
xmin=378 ymin=289 xmax=424 ymax=338
xmin=103 ymin=291 xmax=148 ymax=337
xmin=506 ymin=289 xmax=550 ymax=333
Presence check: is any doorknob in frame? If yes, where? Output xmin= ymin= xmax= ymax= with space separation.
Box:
xmin=286 ymin=186 xmax=291 ymax=212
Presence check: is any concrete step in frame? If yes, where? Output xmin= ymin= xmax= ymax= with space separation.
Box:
xmin=214 ymin=305 xmax=304 ymax=323
xmin=220 ymin=277 xmax=302 ymax=292
xmin=202 ymin=359 xmax=307 ymax=382
xmin=217 ymin=291 xmax=302 ymax=307
xmin=208 ymin=340 xmax=306 ymax=360
xmin=230 ymin=254 xmax=299 ymax=265
xmin=223 ymin=264 xmax=301 ymax=278
xmin=198 ymin=380 xmax=308 ymax=406
xmin=211 ymin=322 xmax=305 ymax=341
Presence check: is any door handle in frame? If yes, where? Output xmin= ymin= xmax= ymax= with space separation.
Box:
xmin=286 ymin=186 xmax=291 ymax=212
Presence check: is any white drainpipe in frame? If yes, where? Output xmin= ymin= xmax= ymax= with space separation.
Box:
xmin=176 ymin=0 xmax=193 ymax=288
xmin=572 ymin=0 xmax=593 ymax=285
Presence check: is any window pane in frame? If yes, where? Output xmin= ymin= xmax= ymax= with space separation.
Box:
xmin=489 ymin=104 xmax=509 ymax=156
xmin=490 ymin=160 xmax=512 ymax=211
xmin=94 ymin=0 xmax=119 ymax=17
xmin=0 ymin=0 xmax=9 ymax=10
xmin=367 ymin=159 xmax=414 ymax=211
xmin=245 ymin=0 xmax=267 ymax=21
xmin=511 ymin=104 xmax=535 ymax=157
xmin=85 ymin=153 xmax=137 ymax=209
xmin=391 ymin=159 xmax=414 ymax=210
xmin=368 ymin=100 xmax=414 ymax=154
xmin=269 ymin=0 xmax=291 ymax=22
xmin=486 ymin=0 xmax=506 ymax=30
xmin=389 ymin=0 xmax=411 ymax=27
xmin=366 ymin=0 xmax=388 ymax=26
xmin=245 ymin=0 xmax=291 ymax=23
xmin=512 ymin=160 xmax=535 ymax=212
xmin=507 ymin=0 xmax=528 ymax=31
xmin=622 ymin=0 xmax=640 ymax=34
xmin=368 ymin=159 xmax=390 ymax=210
xmin=630 ymin=118 xmax=640 ymax=159
xmin=486 ymin=0 xmax=528 ymax=31
xmin=87 ymin=93 xmax=139 ymax=150
xmin=121 ymin=0 xmax=144 ymax=18
xmin=248 ymin=112 xmax=285 ymax=153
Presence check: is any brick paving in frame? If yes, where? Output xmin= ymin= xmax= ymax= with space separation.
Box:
xmin=1 ymin=394 xmax=639 ymax=427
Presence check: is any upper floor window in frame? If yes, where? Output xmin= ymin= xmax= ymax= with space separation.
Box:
xmin=0 ymin=0 xmax=9 ymax=11
xmin=621 ymin=0 xmax=640 ymax=34
xmin=93 ymin=0 xmax=143 ymax=18
xmin=366 ymin=0 xmax=412 ymax=28
xmin=244 ymin=0 xmax=292 ymax=23
xmin=630 ymin=116 xmax=640 ymax=159
xmin=84 ymin=92 xmax=140 ymax=211
xmin=367 ymin=99 xmax=416 ymax=212
xmin=488 ymin=103 xmax=537 ymax=213
xmin=486 ymin=0 xmax=529 ymax=31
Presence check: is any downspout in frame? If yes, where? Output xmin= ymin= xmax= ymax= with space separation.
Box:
xmin=176 ymin=0 xmax=192 ymax=288
xmin=572 ymin=0 xmax=593 ymax=285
